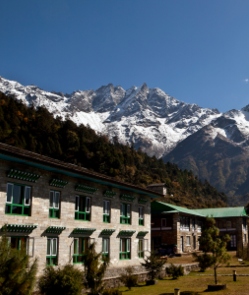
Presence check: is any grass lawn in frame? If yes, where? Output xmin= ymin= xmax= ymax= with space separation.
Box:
xmin=117 ymin=252 xmax=249 ymax=295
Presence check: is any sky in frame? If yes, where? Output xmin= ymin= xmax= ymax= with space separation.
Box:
xmin=1 ymin=0 xmax=249 ymax=113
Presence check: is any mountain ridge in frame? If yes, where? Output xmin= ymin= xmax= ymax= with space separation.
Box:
xmin=1 ymin=76 xmax=249 ymax=205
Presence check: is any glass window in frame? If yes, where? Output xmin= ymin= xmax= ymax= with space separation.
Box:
xmin=120 ymin=203 xmax=131 ymax=224
xmin=5 ymin=183 xmax=31 ymax=216
xmin=73 ymin=237 xmax=88 ymax=263
xmin=119 ymin=238 xmax=131 ymax=259
xmin=102 ymin=238 xmax=109 ymax=259
xmin=49 ymin=190 xmax=60 ymax=218
xmin=75 ymin=196 xmax=91 ymax=221
xmin=186 ymin=236 xmax=191 ymax=246
xmin=103 ymin=200 xmax=110 ymax=223
xmin=138 ymin=239 xmax=144 ymax=258
xmin=46 ymin=238 xmax=58 ymax=266
xmin=138 ymin=206 xmax=144 ymax=226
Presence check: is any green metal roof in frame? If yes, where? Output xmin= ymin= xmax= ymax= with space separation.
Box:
xmin=193 ymin=207 xmax=248 ymax=218
xmin=151 ymin=201 xmax=204 ymax=217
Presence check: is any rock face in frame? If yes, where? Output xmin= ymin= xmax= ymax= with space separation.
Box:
xmin=2 ymin=76 xmax=249 ymax=204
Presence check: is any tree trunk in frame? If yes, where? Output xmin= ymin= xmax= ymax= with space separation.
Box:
xmin=214 ymin=266 xmax=218 ymax=284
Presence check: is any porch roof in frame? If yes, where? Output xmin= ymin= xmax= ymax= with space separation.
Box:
xmin=193 ymin=207 xmax=248 ymax=218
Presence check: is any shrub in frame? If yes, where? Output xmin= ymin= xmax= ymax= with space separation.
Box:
xmin=141 ymin=252 xmax=165 ymax=282
xmin=0 ymin=235 xmax=38 ymax=295
xmin=119 ymin=266 xmax=138 ymax=290
xmin=38 ymin=264 xmax=83 ymax=295
xmin=192 ymin=252 xmax=213 ymax=272
xmin=165 ymin=263 xmax=184 ymax=280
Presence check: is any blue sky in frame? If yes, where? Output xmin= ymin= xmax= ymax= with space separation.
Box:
xmin=1 ymin=0 xmax=249 ymax=112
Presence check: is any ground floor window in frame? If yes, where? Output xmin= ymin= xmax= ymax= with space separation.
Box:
xmin=230 ymin=234 xmax=236 ymax=249
xmin=8 ymin=236 xmax=27 ymax=251
xmin=138 ymin=239 xmax=144 ymax=258
xmin=73 ymin=237 xmax=88 ymax=264
xmin=102 ymin=238 xmax=109 ymax=259
xmin=120 ymin=238 xmax=131 ymax=260
xmin=46 ymin=237 xmax=58 ymax=266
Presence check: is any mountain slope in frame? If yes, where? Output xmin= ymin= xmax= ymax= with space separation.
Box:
xmin=1 ymin=76 xmax=249 ymax=204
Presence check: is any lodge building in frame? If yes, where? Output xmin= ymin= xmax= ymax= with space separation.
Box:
xmin=0 ymin=142 xmax=162 ymax=274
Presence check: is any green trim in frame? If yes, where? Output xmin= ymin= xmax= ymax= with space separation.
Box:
xmin=75 ymin=184 xmax=98 ymax=194
xmin=103 ymin=190 xmax=116 ymax=198
xmin=119 ymin=230 xmax=136 ymax=237
xmin=101 ymin=229 xmax=115 ymax=236
xmin=1 ymin=224 xmax=37 ymax=233
xmin=138 ymin=197 xmax=148 ymax=204
xmin=137 ymin=231 xmax=148 ymax=237
xmin=120 ymin=193 xmax=135 ymax=202
xmin=72 ymin=228 xmax=96 ymax=235
xmin=45 ymin=226 xmax=65 ymax=234
xmin=7 ymin=169 xmax=40 ymax=182
xmin=50 ymin=178 xmax=68 ymax=188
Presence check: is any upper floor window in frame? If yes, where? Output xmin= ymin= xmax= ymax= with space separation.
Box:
xmin=6 ymin=183 xmax=31 ymax=216
xmin=75 ymin=196 xmax=91 ymax=221
xmin=46 ymin=237 xmax=58 ymax=266
xmin=73 ymin=237 xmax=88 ymax=264
xmin=103 ymin=200 xmax=110 ymax=223
xmin=49 ymin=190 xmax=60 ymax=218
xmin=120 ymin=203 xmax=131 ymax=224
xmin=138 ymin=206 xmax=144 ymax=226
xmin=180 ymin=216 xmax=190 ymax=231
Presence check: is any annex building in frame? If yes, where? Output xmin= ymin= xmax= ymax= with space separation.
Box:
xmin=0 ymin=142 xmax=163 ymax=274
xmin=151 ymin=200 xmax=249 ymax=256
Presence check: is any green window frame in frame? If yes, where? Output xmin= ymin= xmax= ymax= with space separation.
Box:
xmin=138 ymin=206 xmax=144 ymax=226
xmin=103 ymin=200 xmax=110 ymax=223
xmin=120 ymin=203 xmax=131 ymax=224
xmin=6 ymin=183 xmax=31 ymax=216
xmin=73 ymin=237 xmax=88 ymax=264
xmin=49 ymin=190 xmax=60 ymax=218
xmin=138 ymin=239 xmax=144 ymax=258
xmin=120 ymin=238 xmax=131 ymax=260
xmin=46 ymin=237 xmax=58 ymax=266
xmin=75 ymin=196 xmax=91 ymax=221
xmin=102 ymin=237 xmax=109 ymax=259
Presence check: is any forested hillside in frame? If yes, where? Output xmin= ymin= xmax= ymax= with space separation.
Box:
xmin=0 ymin=92 xmax=227 ymax=208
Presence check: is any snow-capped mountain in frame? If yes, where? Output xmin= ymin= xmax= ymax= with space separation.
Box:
xmin=0 ymin=76 xmax=221 ymax=158
xmin=2 ymin=76 xmax=249 ymax=204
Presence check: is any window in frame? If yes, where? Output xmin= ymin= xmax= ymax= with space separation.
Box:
xmin=46 ymin=238 xmax=58 ymax=266
xmin=73 ymin=237 xmax=88 ymax=264
xmin=120 ymin=203 xmax=131 ymax=224
xmin=102 ymin=238 xmax=109 ymax=259
xmin=120 ymin=238 xmax=131 ymax=259
xmin=180 ymin=216 xmax=190 ymax=231
xmin=103 ymin=200 xmax=110 ymax=223
xmin=6 ymin=183 xmax=31 ymax=216
xmin=138 ymin=239 xmax=144 ymax=258
xmin=75 ymin=196 xmax=91 ymax=221
xmin=49 ymin=190 xmax=60 ymax=218
xmin=138 ymin=206 xmax=144 ymax=226
xmin=8 ymin=236 xmax=27 ymax=251
xmin=161 ymin=218 xmax=166 ymax=227
xmin=186 ymin=236 xmax=191 ymax=246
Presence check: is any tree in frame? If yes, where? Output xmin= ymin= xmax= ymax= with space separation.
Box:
xmin=119 ymin=266 xmax=138 ymax=290
xmin=84 ymin=242 xmax=109 ymax=295
xmin=141 ymin=252 xmax=165 ymax=284
xmin=193 ymin=217 xmax=230 ymax=284
xmin=38 ymin=264 xmax=84 ymax=295
xmin=0 ymin=235 xmax=38 ymax=295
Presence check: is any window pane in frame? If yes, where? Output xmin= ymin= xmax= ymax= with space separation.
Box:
xmin=79 ymin=197 xmax=84 ymax=211
xmin=54 ymin=192 xmax=60 ymax=209
xmin=127 ymin=204 xmax=131 ymax=217
xmin=7 ymin=183 xmax=13 ymax=203
xmin=24 ymin=186 xmax=31 ymax=206
xmin=75 ymin=196 xmax=79 ymax=211
xmin=13 ymin=185 xmax=21 ymax=204
xmin=47 ymin=239 xmax=51 ymax=255
xmin=49 ymin=191 xmax=54 ymax=208
xmin=85 ymin=197 xmax=90 ymax=212
xmin=52 ymin=238 xmax=57 ymax=255
xmin=74 ymin=238 xmax=78 ymax=254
